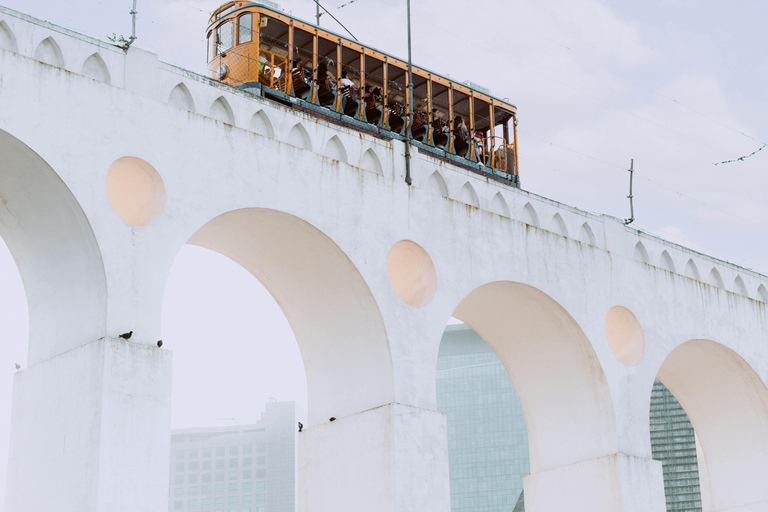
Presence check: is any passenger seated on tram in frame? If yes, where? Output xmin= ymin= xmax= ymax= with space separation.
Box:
xmin=473 ymin=129 xmax=488 ymax=164
xmin=453 ymin=116 xmax=470 ymax=155
xmin=339 ymin=71 xmax=355 ymax=88
xmin=315 ymin=61 xmax=336 ymax=106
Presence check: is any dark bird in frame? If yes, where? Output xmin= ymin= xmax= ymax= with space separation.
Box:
xmin=157 ymin=340 xmax=163 ymax=347
xmin=298 ymin=421 xmax=303 ymax=432
xmin=119 ymin=331 xmax=133 ymax=340
xmin=14 ymin=363 xmax=20 ymax=370
xmin=329 ymin=417 xmax=336 ymax=422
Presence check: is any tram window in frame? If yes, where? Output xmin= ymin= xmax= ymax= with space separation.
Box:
xmin=207 ymin=31 xmax=212 ymax=62
xmin=215 ymin=20 xmax=234 ymax=55
xmin=238 ymin=14 xmax=252 ymax=45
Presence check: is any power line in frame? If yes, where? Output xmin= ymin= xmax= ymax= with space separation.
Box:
xmin=366 ymin=0 xmax=768 ymax=174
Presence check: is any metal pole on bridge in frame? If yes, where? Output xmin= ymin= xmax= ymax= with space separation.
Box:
xmin=404 ymin=0 xmax=413 ymax=185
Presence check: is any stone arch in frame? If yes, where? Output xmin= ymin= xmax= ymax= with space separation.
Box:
xmin=659 ymin=250 xmax=675 ymax=273
xmin=248 ymin=109 xmax=274 ymax=138
xmin=0 ymin=129 xmax=106 ymax=364
xmin=489 ymin=192 xmax=510 ymax=217
xmin=426 ymin=171 xmax=448 ymax=198
xmin=708 ymin=267 xmax=724 ymax=289
xmin=733 ymin=275 xmax=748 ymax=297
xmin=685 ymin=258 xmax=701 ymax=281
xmin=452 ymin=282 xmax=617 ymax=475
xmin=634 ymin=241 xmax=650 ymax=264
xmin=33 ymin=36 xmax=64 ymax=68
xmin=359 ymin=148 xmax=383 ymax=175
xmin=521 ymin=202 xmax=540 ymax=228
xmin=758 ymin=284 xmax=768 ymax=303
xmin=80 ymin=52 xmax=110 ymax=84
xmin=577 ymin=222 xmax=596 ymax=246
xmin=209 ymin=96 xmax=234 ymax=125
xmin=458 ymin=182 xmax=480 ymax=208
xmin=287 ymin=123 xmax=312 ymax=151
xmin=656 ymin=340 xmax=768 ymax=511
xmin=0 ymin=20 xmax=19 ymax=53
xmin=168 ymin=83 xmax=195 ymax=112
xmin=550 ymin=213 xmax=568 ymax=237
xmin=182 ymin=208 xmax=393 ymax=426
xmin=323 ymin=135 xmax=348 ymax=163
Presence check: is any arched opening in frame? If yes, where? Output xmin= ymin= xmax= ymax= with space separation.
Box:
xmin=634 ymin=241 xmax=650 ymax=264
xmin=577 ymin=222 xmax=596 ymax=246
xmin=162 ymin=208 xmax=394 ymax=511
xmin=33 ymin=36 xmax=64 ymax=68
xmin=0 ymin=129 xmax=107 ymax=510
xmin=249 ymin=110 xmax=274 ymax=138
xmin=446 ymin=281 xmax=618 ymax=510
xmin=426 ymin=171 xmax=449 ymax=198
xmin=659 ymin=250 xmax=676 ymax=273
xmin=168 ymin=83 xmax=196 ymax=112
xmin=287 ymin=123 xmax=312 ymax=151
xmin=210 ymin=96 xmax=235 ymax=125
xmin=656 ymin=340 xmax=768 ymax=511
xmin=81 ymin=52 xmax=110 ymax=84
xmin=685 ymin=259 xmax=701 ymax=281
xmin=323 ymin=135 xmax=348 ymax=163
xmin=0 ymin=20 xmax=19 ymax=53
xmin=707 ymin=267 xmax=724 ymax=289
xmin=521 ymin=202 xmax=540 ymax=228
xmin=458 ymin=182 xmax=480 ymax=208
xmin=360 ymin=148 xmax=383 ymax=175
xmin=733 ymin=275 xmax=748 ymax=297
xmin=550 ymin=213 xmax=568 ymax=237
xmin=490 ymin=192 xmax=510 ymax=217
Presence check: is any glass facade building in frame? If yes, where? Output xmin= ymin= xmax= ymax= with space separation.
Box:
xmin=169 ymin=401 xmax=301 ymax=512
xmin=650 ymin=380 xmax=703 ymax=512
xmin=436 ymin=324 xmax=529 ymax=512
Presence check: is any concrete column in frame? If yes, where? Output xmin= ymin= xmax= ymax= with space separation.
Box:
xmin=523 ymin=453 xmax=666 ymax=512
xmin=5 ymin=337 xmax=172 ymax=512
xmin=298 ymin=403 xmax=450 ymax=512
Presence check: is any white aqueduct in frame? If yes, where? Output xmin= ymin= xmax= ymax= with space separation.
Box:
xmin=1 ymin=6 xmax=768 ymax=512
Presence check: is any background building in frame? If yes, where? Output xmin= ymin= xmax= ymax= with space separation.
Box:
xmin=650 ymin=380 xmax=703 ymax=512
xmin=436 ymin=324 xmax=529 ymax=512
xmin=169 ymin=401 xmax=302 ymax=512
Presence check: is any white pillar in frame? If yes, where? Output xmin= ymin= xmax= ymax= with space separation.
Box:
xmin=299 ymin=403 xmax=450 ymax=512
xmin=5 ymin=337 xmax=172 ymax=512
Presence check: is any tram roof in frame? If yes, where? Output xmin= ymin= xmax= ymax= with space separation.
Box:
xmin=208 ymin=1 xmax=517 ymax=112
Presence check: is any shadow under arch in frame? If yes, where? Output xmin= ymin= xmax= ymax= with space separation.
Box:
xmin=452 ymin=281 xmax=618 ymax=473
xmin=0 ymin=129 xmax=106 ymax=363
xmin=182 ymin=207 xmax=393 ymax=426
xmin=656 ymin=339 xmax=768 ymax=511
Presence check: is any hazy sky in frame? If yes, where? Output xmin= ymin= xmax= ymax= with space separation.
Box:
xmin=1 ymin=0 xmax=768 ymax=507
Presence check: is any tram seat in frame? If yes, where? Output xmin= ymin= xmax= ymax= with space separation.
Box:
xmin=432 ymin=119 xmax=449 ymax=147
xmin=317 ymin=76 xmax=336 ymax=106
xmin=292 ymin=67 xmax=311 ymax=97
xmin=340 ymin=85 xmax=360 ymax=117
xmin=411 ymin=112 xmax=428 ymax=141
xmin=387 ymin=102 xmax=405 ymax=132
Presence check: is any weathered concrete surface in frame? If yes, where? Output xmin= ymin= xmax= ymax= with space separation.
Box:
xmin=1 ymin=5 xmax=768 ymax=512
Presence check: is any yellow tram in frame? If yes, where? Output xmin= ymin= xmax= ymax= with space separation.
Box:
xmin=207 ymin=1 xmax=519 ymax=182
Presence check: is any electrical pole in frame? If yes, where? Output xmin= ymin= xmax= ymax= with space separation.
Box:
xmin=624 ymin=159 xmax=635 ymax=225
xmin=316 ymin=2 xmax=320 ymax=25
xmin=404 ymin=0 xmax=413 ymax=185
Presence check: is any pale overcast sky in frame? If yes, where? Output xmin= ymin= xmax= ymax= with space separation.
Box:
xmin=1 ymin=0 xmax=768 ymax=507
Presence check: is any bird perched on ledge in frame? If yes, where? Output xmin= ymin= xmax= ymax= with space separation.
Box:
xmin=298 ymin=422 xmax=303 ymax=432
xmin=119 ymin=331 xmax=133 ymax=340
xmin=157 ymin=340 xmax=163 ymax=347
